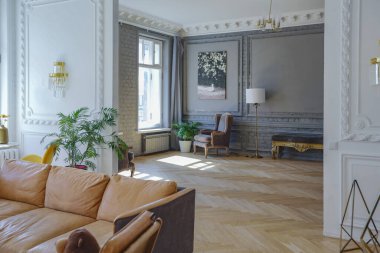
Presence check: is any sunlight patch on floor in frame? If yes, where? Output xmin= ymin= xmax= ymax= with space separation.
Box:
xmin=133 ymin=172 xmax=150 ymax=179
xmin=118 ymin=170 xmax=132 ymax=177
xmin=200 ymin=165 xmax=215 ymax=171
xmin=145 ymin=176 xmax=163 ymax=181
xmin=188 ymin=162 xmax=208 ymax=169
xmin=157 ymin=155 xmax=201 ymax=166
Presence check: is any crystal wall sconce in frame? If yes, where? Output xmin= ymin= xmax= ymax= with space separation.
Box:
xmin=49 ymin=61 xmax=68 ymax=97
xmin=370 ymin=57 xmax=380 ymax=86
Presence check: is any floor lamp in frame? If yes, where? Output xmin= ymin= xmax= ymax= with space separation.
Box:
xmin=246 ymin=88 xmax=266 ymax=159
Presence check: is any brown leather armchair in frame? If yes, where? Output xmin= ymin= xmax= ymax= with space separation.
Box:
xmin=193 ymin=113 xmax=233 ymax=158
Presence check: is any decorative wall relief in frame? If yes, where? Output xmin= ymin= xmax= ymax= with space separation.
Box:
xmin=197 ymin=51 xmax=227 ymax=100
xmin=20 ymin=0 xmax=105 ymax=125
xmin=340 ymin=0 xmax=380 ymax=142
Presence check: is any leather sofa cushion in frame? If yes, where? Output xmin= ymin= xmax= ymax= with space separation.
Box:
xmin=0 ymin=160 xmax=51 ymax=207
xmin=45 ymin=166 xmax=110 ymax=219
xmin=194 ymin=134 xmax=211 ymax=143
xmin=0 ymin=199 xmax=38 ymax=221
xmin=0 ymin=208 xmax=95 ymax=253
xmin=28 ymin=220 xmax=113 ymax=253
xmin=97 ymin=175 xmax=177 ymax=222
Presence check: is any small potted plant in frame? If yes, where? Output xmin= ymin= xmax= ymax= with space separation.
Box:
xmin=172 ymin=121 xmax=201 ymax=153
xmin=42 ymin=107 xmax=127 ymax=170
xmin=0 ymin=114 xmax=9 ymax=144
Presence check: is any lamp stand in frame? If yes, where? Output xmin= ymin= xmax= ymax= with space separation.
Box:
xmin=254 ymin=103 xmax=262 ymax=159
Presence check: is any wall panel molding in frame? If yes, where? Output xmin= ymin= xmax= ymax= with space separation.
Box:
xmin=184 ymin=36 xmax=243 ymax=116
xmin=20 ymin=0 xmax=105 ymax=125
xmin=340 ymin=0 xmax=380 ymax=142
xmin=341 ymin=154 xmax=380 ymax=228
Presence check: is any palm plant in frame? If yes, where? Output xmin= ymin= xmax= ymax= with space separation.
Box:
xmin=172 ymin=121 xmax=201 ymax=141
xmin=41 ymin=107 xmax=127 ymax=169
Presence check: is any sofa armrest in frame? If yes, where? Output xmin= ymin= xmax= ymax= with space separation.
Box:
xmin=114 ymin=188 xmax=196 ymax=253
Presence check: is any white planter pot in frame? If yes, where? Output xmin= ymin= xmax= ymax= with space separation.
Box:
xmin=179 ymin=140 xmax=192 ymax=153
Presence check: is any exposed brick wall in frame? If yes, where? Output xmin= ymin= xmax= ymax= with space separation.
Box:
xmin=119 ymin=23 xmax=142 ymax=155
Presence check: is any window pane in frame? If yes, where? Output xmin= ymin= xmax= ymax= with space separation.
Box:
xmin=138 ymin=67 xmax=162 ymax=129
xmin=154 ymin=43 xmax=161 ymax=65
xmin=142 ymin=40 xmax=153 ymax=65
xmin=139 ymin=39 xmax=143 ymax=64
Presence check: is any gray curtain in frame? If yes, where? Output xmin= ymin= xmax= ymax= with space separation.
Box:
xmin=170 ymin=36 xmax=184 ymax=150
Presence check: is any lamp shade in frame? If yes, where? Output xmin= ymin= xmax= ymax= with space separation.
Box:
xmin=246 ymin=88 xmax=266 ymax=104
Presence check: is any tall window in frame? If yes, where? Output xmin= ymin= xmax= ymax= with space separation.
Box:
xmin=138 ymin=36 xmax=163 ymax=130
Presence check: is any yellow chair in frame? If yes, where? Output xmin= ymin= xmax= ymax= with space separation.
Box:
xmin=21 ymin=144 xmax=57 ymax=165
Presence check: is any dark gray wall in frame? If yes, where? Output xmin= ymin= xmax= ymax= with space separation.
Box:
xmin=183 ymin=25 xmax=324 ymax=159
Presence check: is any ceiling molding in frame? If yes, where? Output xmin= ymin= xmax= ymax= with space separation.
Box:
xmin=119 ymin=7 xmax=182 ymax=36
xmin=119 ymin=7 xmax=324 ymax=37
xmin=182 ymin=9 xmax=324 ymax=37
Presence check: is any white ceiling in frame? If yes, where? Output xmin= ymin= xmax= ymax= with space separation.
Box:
xmin=119 ymin=0 xmax=324 ymax=26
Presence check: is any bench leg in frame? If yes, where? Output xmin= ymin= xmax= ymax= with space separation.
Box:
xmin=272 ymin=144 xmax=279 ymax=159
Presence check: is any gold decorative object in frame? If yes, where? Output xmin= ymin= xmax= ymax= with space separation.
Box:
xmin=257 ymin=0 xmax=281 ymax=31
xmin=370 ymin=40 xmax=380 ymax=85
xmin=49 ymin=61 xmax=68 ymax=97
xmin=0 ymin=114 xmax=9 ymax=144
xmin=371 ymin=57 xmax=380 ymax=86
xmin=271 ymin=141 xmax=323 ymax=159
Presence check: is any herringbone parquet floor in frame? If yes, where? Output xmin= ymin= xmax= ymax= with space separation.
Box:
xmin=127 ymin=151 xmax=340 ymax=253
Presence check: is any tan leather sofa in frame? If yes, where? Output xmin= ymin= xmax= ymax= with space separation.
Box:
xmin=0 ymin=160 xmax=195 ymax=253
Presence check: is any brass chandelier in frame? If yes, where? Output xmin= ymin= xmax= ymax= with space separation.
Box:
xmin=257 ymin=0 xmax=281 ymax=31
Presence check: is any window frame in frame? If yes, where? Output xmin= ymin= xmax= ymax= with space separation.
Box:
xmin=138 ymin=35 xmax=164 ymax=130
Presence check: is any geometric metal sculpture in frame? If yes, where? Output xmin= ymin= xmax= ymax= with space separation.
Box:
xmin=360 ymin=195 xmax=380 ymax=253
xmin=340 ymin=180 xmax=372 ymax=252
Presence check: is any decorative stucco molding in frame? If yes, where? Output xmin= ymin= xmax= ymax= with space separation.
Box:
xmin=119 ymin=7 xmax=182 ymax=36
xmin=118 ymin=7 xmax=324 ymax=37
xmin=182 ymin=9 xmax=324 ymax=37
xmin=20 ymin=0 xmax=105 ymax=125
xmin=340 ymin=0 xmax=380 ymax=142
xmin=340 ymin=0 xmax=352 ymax=140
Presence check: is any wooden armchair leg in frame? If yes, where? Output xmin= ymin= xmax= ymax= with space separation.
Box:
xmin=130 ymin=163 xmax=135 ymax=177
xmin=205 ymin=147 xmax=208 ymax=159
xmin=193 ymin=143 xmax=197 ymax=154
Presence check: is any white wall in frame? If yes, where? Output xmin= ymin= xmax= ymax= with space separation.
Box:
xmin=324 ymin=0 xmax=380 ymax=238
xmin=15 ymin=0 xmax=119 ymax=174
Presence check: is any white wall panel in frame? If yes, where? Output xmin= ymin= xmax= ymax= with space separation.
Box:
xmin=324 ymin=0 xmax=380 ymax=238
xmin=17 ymin=0 xmax=118 ymax=174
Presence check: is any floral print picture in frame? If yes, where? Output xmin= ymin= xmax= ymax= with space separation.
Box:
xmin=198 ymin=51 xmax=227 ymax=100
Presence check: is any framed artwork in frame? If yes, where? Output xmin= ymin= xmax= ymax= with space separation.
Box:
xmin=197 ymin=51 xmax=227 ymax=100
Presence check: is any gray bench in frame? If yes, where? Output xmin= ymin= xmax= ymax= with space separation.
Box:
xmin=271 ymin=133 xmax=323 ymax=159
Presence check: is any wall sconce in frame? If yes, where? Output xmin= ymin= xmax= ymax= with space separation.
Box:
xmin=370 ymin=57 xmax=380 ymax=86
xmin=49 ymin=61 xmax=68 ymax=97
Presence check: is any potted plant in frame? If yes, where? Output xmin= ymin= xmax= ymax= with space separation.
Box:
xmin=42 ymin=107 xmax=127 ymax=170
xmin=172 ymin=121 xmax=201 ymax=153
xmin=0 ymin=114 xmax=9 ymax=144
